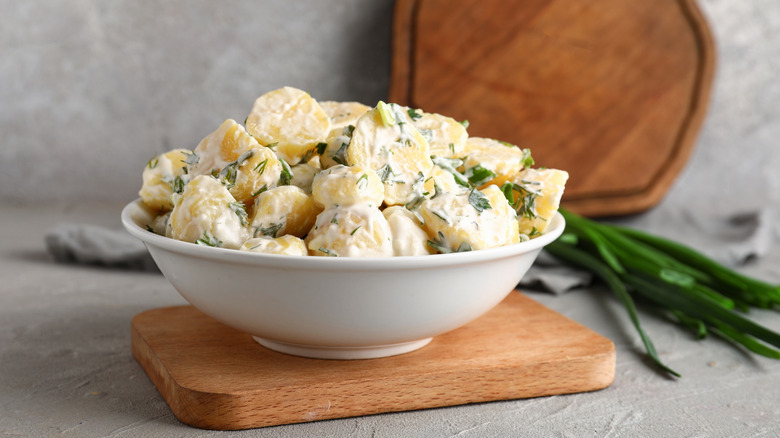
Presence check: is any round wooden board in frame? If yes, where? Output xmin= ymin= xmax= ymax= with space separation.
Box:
xmin=389 ymin=0 xmax=715 ymax=217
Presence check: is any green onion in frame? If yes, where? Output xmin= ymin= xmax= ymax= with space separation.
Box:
xmin=545 ymin=208 xmax=780 ymax=377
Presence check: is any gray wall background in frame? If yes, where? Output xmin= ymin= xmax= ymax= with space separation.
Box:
xmin=1 ymin=0 xmax=779 ymax=215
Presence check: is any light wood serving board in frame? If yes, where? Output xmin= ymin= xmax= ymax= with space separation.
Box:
xmin=389 ymin=0 xmax=715 ymax=217
xmin=131 ymin=292 xmax=615 ymax=430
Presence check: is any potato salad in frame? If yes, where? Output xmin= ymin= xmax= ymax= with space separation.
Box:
xmin=138 ymin=86 xmax=568 ymax=257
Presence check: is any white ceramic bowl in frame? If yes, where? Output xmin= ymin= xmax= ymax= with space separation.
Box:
xmin=121 ymin=199 xmax=565 ymax=359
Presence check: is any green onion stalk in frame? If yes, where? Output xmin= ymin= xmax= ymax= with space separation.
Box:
xmin=545 ymin=209 xmax=780 ymax=377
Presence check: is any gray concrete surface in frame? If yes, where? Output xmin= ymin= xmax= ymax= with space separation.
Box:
xmin=2 ymin=0 xmax=780 ymax=436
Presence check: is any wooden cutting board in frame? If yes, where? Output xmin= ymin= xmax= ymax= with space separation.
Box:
xmin=389 ymin=0 xmax=715 ymax=217
xmin=131 ymin=292 xmax=615 ymax=430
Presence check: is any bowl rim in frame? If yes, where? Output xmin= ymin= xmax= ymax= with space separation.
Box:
xmin=121 ymin=198 xmax=565 ymax=271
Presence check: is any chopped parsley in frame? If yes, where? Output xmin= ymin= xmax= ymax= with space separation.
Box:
xmin=407 ymin=108 xmax=423 ymax=121
xmin=465 ymin=164 xmax=496 ymax=187
xmin=501 ymin=180 xmax=541 ymax=218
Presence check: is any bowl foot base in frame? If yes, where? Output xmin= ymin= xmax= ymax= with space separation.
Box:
xmin=252 ymin=336 xmax=433 ymax=360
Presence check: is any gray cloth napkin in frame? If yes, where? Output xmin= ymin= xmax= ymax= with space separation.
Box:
xmin=45 ymin=223 xmax=158 ymax=271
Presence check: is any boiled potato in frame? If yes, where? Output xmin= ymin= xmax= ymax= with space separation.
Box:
xmin=320 ymin=101 xmax=370 ymax=132
xmin=412 ymin=110 xmax=468 ymax=158
xmin=383 ymin=206 xmax=433 ymax=256
xmin=347 ymin=102 xmax=433 ymax=206
xmin=188 ymin=119 xmax=258 ymax=178
xmin=289 ymin=161 xmax=320 ymax=195
xmin=227 ymin=146 xmax=284 ymax=204
xmin=245 ymin=86 xmax=331 ymax=165
xmin=240 ymin=235 xmax=308 ymax=256
xmin=311 ymin=164 xmax=384 ymax=208
xmin=150 ymin=211 xmax=172 ymax=237
xmin=169 ymin=175 xmax=250 ymax=249
xmin=462 ymin=137 xmax=534 ymax=188
xmin=421 ymin=185 xmax=519 ymax=252
xmin=305 ymin=205 xmax=393 ymax=257
xmin=508 ymin=168 xmax=569 ymax=237
xmin=423 ymin=162 xmax=469 ymax=197
xmin=249 ymin=185 xmax=321 ymax=239
xmin=139 ymin=148 xmax=190 ymax=211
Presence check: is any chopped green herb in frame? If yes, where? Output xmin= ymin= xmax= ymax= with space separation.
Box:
xmin=465 ymin=164 xmax=497 ymax=186
xmin=318 ymin=247 xmax=338 ymax=257
xmin=255 ymin=222 xmax=284 ymax=238
xmin=426 ymin=232 xmax=472 ymax=254
xmin=147 ymin=157 xmax=159 ymax=169
xmin=315 ymin=142 xmax=328 ymax=155
xmin=431 ymin=156 xmax=469 ymax=187
xmin=218 ymin=150 xmax=254 ymax=188
xmin=332 ymin=142 xmax=349 ymax=165
xmin=521 ymin=148 xmax=535 ymax=169
xmin=278 ymin=158 xmax=293 ymax=186
xmin=145 ymin=224 xmax=154 ymax=232
xmin=331 ymin=214 xmax=339 ymax=225
xmin=184 ymin=151 xmax=200 ymax=166
xmin=265 ymin=142 xmax=278 ymax=150
xmin=468 ymin=188 xmax=492 ymax=213
xmin=376 ymin=164 xmax=404 ymax=184
xmin=418 ymin=128 xmax=434 ymax=143
xmin=254 ymin=159 xmax=268 ymax=175
xmin=449 ymin=143 xmax=455 ymax=155
xmin=171 ymin=176 xmax=186 ymax=194
xmin=251 ymin=184 xmax=268 ymax=197
xmin=343 ymin=124 xmax=355 ymax=137
xmin=407 ymin=108 xmax=423 ymax=121
xmin=350 ymin=226 xmax=361 ymax=236
xmin=459 ymin=120 xmax=470 ymax=129
xmin=356 ymin=173 xmax=369 ymax=190
xmin=229 ymin=201 xmax=248 ymax=226
xmin=196 ymin=231 xmax=222 ymax=247
xmin=431 ymin=210 xmax=450 ymax=224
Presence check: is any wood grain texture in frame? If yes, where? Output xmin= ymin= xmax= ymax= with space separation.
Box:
xmin=389 ymin=0 xmax=715 ymax=217
xmin=131 ymin=292 xmax=615 ymax=430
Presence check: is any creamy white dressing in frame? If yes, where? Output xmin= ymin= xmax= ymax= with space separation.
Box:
xmin=383 ymin=206 xmax=430 ymax=256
